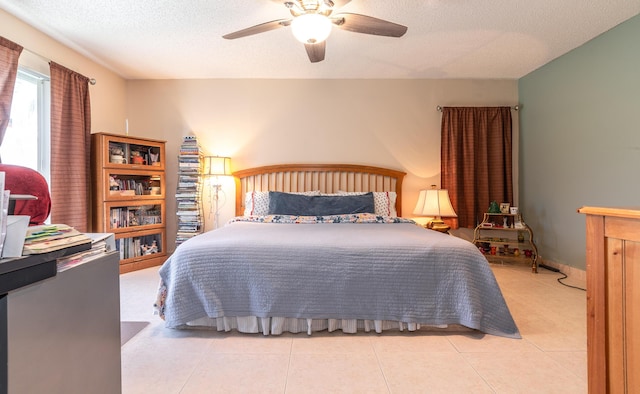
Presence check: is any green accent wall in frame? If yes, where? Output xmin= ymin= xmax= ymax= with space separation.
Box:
xmin=519 ymin=14 xmax=640 ymax=270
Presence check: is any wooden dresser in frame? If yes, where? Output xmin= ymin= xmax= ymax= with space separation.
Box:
xmin=579 ymin=206 xmax=640 ymax=393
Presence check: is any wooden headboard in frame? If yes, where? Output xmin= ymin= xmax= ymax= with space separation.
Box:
xmin=234 ymin=164 xmax=406 ymax=217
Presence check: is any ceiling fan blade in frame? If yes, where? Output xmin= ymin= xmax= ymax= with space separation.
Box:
xmin=223 ymin=19 xmax=291 ymax=40
xmin=304 ymin=41 xmax=326 ymax=63
xmin=332 ymin=13 xmax=407 ymax=37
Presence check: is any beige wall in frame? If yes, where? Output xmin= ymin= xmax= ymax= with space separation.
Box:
xmin=127 ymin=79 xmax=518 ymax=250
xmin=0 ymin=9 xmax=127 ymax=132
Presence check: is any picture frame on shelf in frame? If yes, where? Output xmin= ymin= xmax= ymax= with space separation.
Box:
xmin=500 ymin=202 xmax=510 ymax=214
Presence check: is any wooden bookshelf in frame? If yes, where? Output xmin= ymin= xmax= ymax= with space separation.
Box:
xmin=91 ymin=132 xmax=167 ymax=273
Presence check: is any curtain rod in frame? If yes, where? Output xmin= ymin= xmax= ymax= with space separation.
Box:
xmin=22 ymin=47 xmax=97 ymax=85
xmin=436 ymin=105 xmax=519 ymax=112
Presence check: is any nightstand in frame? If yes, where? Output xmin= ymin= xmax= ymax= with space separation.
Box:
xmin=472 ymin=212 xmax=538 ymax=272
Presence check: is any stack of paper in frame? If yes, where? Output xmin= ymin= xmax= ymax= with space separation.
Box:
xmin=57 ymin=233 xmax=115 ymax=272
xmin=22 ymin=224 xmax=92 ymax=255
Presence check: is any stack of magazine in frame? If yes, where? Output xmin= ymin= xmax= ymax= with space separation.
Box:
xmin=56 ymin=233 xmax=115 ymax=272
xmin=22 ymin=224 xmax=92 ymax=255
xmin=21 ymin=224 xmax=116 ymax=272
xmin=176 ymin=136 xmax=204 ymax=246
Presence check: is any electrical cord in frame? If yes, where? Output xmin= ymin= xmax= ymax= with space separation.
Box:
xmin=539 ymin=263 xmax=586 ymax=291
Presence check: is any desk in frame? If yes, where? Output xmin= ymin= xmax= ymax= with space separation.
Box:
xmin=1 ymin=247 xmax=119 ymax=394
xmin=1 ymin=250 xmax=62 ymax=394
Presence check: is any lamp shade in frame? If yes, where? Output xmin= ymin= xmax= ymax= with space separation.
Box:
xmin=203 ymin=156 xmax=232 ymax=176
xmin=413 ymin=188 xmax=457 ymax=218
xmin=291 ymin=13 xmax=332 ymax=44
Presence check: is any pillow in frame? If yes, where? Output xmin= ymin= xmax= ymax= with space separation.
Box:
xmin=244 ymin=190 xmax=319 ymax=216
xmin=335 ymin=191 xmax=398 ymax=217
xmin=268 ymin=191 xmax=375 ymax=216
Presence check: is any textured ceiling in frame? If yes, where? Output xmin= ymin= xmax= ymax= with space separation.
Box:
xmin=1 ymin=0 xmax=638 ymax=80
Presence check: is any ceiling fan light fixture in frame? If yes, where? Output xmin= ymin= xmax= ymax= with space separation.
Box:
xmin=291 ymin=13 xmax=332 ymax=44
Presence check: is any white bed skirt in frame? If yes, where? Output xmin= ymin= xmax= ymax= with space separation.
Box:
xmin=184 ymin=316 xmax=449 ymax=335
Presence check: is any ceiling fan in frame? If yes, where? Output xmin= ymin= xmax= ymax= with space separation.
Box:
xmin=222 ymin=0 xmax=408 ymax=63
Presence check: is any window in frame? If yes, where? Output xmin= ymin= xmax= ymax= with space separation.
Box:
xmin=0 ymin=68 xmax=50 ymax=183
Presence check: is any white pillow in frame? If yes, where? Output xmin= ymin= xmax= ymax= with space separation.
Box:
xmin=244 ymin=190 xmax=320 ymax=216
xmin=335 ymin=191 xmax=398 ymax=217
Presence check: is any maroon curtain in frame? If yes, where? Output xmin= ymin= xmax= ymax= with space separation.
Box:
xmin=49 ymin=62 xmax=92 ymax=232
xmin=441 ymin=107 xmax=513 ymax=228
xmin=0 ymin=36 xmax=23 ymax=163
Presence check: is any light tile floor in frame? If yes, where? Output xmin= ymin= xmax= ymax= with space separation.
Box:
xmin=120 ymin=262 xmax=587 ymax=393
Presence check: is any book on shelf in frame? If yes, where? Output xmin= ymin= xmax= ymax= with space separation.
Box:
xmin=178 ymin=218 xmax=200 ymax=225
xmin=177 ymin=211 xmax=199 ymax=215
xmin=178 ymin=223 xmax=200 ymax=228
xmin=178 ymin=156 xmax=200 ymax=162
xmin=109 ymin=206 xmax=162 ymax=228
xmin=116 ymin=234 xmax=161 ymax=260
xmin=176 ymin=193 xmax=198 ymax=199
xmin=177 ymin=224 xmax=199 ymax=229
xmin=178 ymin=215 xmax=201 ymax=220
xmin=178 ymin=222 xmax=201 ymax=228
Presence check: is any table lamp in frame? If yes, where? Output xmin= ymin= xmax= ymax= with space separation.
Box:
xmin=413 ymin=185 xmax=457 ymax=233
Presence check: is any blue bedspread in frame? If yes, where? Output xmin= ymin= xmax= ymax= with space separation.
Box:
xmin=157 ymin=214 xmax=520 ymax=338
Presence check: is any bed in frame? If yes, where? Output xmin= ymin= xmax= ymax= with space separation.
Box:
xmin=155 ymin=164 xmax=520 ymax=339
